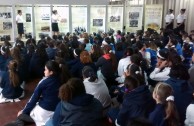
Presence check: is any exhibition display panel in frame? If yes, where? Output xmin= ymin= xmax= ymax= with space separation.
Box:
xmin=34 ymin=5 xmax=51 ymax=39
xmin=71 ymin=5 xmax=87 ymax=33
xmin=107 ymin=5 xmax=123 ymax=32
xmin=90 ymin=5 xmax=106 ymax=33
xmin=0 ymin=5 xmax=13 ymax=43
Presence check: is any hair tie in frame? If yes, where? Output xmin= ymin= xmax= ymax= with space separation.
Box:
xmin=73 ymin=49 xmax=78 ymax=57
xmin=59 ymin=64 xmax=62 ymax=68
xmin=135 ymin=71 xmax=140 ymax=74
xmin=109 ymin=50 xmax=112 ymax=53
xmin=1 ymin=46 xmax=5 ymax=55
xmin=166 ymin=96 xmax=174 ymax=101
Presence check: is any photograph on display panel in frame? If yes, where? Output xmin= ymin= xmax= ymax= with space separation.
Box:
xmin=0 ymin=12 xmax=11 ymax=19
xmin=26 ymin=13 xmax=31 ymax=22
xmin=3 ymin=22 xmax=12 ymax=30
xmin=129 ymin=20 xmax=138 ymax=27
xmin=129 ymin=12 xmax=139 ymax=19
xmin=110 ymin=16 xmax=120 ymax=22
xmin=93 ymin=19 xmax=103 ymax=26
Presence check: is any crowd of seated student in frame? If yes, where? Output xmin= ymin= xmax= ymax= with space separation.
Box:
xmin=1 ymin=28 xmax=194 ymax=126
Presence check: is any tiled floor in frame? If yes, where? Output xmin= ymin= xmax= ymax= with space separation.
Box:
xmin=0 ymin=79 xmax=40 ymax=126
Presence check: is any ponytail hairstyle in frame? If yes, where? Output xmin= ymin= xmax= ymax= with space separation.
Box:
xmin=59 ymin=78 xmax=86 ymax=102
xmin=10 ymin=47 xmax=23 ymax=65
xmin=8 ymin=60 xmax=20 ymax=87
xmin=55 ymin=57 xmax=71 ymax=84
xmin=126 ymin=63 xmax=145 ymax=85
xmin=153 ymin=82 xmax=180 ymax=126
xmin=124 ymin=76 xmax=139 ymax=93
xmin=102 ymin=45 xmax=118 ymax=72
xmin=82 ymin=66 xmax=97 ymax=82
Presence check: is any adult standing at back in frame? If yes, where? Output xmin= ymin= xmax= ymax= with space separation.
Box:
xmin=51 ymin=10 xmax=60 ymax=36
xmin=176 ymin=9 xmax=186 ymax=32
xmin=16 ymin=10 xmax=24 ymax=39
xmin=165 ymin=9 xmax=174 ymax=30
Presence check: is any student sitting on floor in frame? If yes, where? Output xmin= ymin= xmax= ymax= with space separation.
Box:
xmin=45 ymin=78 xmax=103 ymax=126
xmin=0 ymin=60 xmax=24 ymax=103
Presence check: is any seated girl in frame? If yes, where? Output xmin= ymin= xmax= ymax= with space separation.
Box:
xmin=45 ymin=78 xmax=103 ymax=126
xmin=0 ymin=60 xmax=24 ymax=103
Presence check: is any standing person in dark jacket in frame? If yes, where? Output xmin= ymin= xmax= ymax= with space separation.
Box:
xmin=0 ymin=60 xmax=24 ymax=103
xmin=5 ymin=61 xmax=68 ymax=126
xmin=45 ymin=78 xmax=103 ymax=126
xmin=149 ymin=82 xmax=180 ymax=126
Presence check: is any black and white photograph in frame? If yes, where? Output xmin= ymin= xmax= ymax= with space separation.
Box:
xmin=93 ymin=19 xmax=103 ymax=26
xmin=129 ymin=20 xmax=138 ymax=27
xmin=129 ymin=12 xmax=139 ymax=19
xmin=110 ymin=16 xmax=120 ymax=22
xmin=0 ymin=12 xmax=11 ymax=18
xmin=0 ymin=35 xmax=11 ymax=41
xmin=3 ymin=22 xmax=12 ymax=30
xmin=41 ymin=14 xmax=50 ymax=20
xmin=26 ymin=13 xmax=31 ymax=22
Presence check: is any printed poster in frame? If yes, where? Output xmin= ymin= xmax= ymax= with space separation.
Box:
xmin=144 ymin=4 xmax=163 ymax=32
xmin=107 ymin=6 xmax=123 ymax=33
xmin=126 ymin=6 xmax=143 ymax=32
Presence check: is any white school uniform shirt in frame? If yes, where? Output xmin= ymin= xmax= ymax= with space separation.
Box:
xmin=16 ymin=14 xmax=24 ymax=23
xmin=185 ymin=104 xmax=194 ymax=126
xmin=165 ymin=13 xmax=174 ymax=23
xmin=149 ymin=67 xmax=170 ymax=81
xmin=176 ymin=14 xmax=186 ymax=23
xmin=117 ymin=56 xmax=131 ymax=77
xmin=51 ymin=14 xmax=60 ymax=23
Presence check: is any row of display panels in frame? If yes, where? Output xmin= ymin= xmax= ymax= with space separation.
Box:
xmin=0 ymin=5 xmax=123 ymax=42
xmin=0 ymin=4 xmax=145 ymax=42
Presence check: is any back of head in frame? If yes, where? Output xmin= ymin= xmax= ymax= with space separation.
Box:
xmin=8 ymin=60 xmax=20 ymax=87
xmin=153 ymin=82 xmax=180 ymax=125
xmin=80 ymin=50 xmax=92 ymax=64
xmin=59 ymin=78 xmax=86 ymax=102
xmin=124 ymin=76 xmax=139 ymax=92
xmin=82 ymin=66 xmax=97 ymax=82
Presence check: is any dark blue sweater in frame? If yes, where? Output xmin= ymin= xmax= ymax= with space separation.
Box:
xmin=22 ymin=76 xmax=61 ymax=115
xmin=117 ymin=85 xmax=155 ymax=126
xmin=149 ymin=104 xmax=166 ymax=126
xmin=51 ymin=94 xmax=103 ymax=126
xmin=0 ymin=71 xmax=23 ymax=99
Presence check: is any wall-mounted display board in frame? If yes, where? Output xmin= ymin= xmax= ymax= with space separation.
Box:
xmin=125 ymin=6 xmax=143 ymax=33
xmin=0 ymin=5 xmax=13 ymax=43
xmin=34 ymin=5 xmax=51 ymax=40
xmin=52 ymin=5 xmax=69 ymax=35
xmin=15 ymin=5 xmax=33 ymax=40
xmin=144 ymin=4 xmax=163 ymax=32
xmin=71 ymin=5 xmax=87 ymax=33
xmin=107 ymin=5 xmax=123 ymax=33
xmin=90 ymin=5 xmax=106 ymax=33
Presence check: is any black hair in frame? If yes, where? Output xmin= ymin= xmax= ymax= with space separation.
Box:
xmin=124 ymin=76 xmax=139 ymax=91
xmin=17 ymin=10 xmax=22 ymax=14
xmin=123 ymin=47 xmax=134 ymax=58
xmin=82 ymin=66 xmax=97 ymax=82
xmin=45 ymin=60 xmax=60 ymax=76
xmin=169 ymin=64 xmax=190 ymax=80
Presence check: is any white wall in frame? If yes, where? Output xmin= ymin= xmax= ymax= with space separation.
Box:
xmin=0 ymin=0 xmax=109 ymax=5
